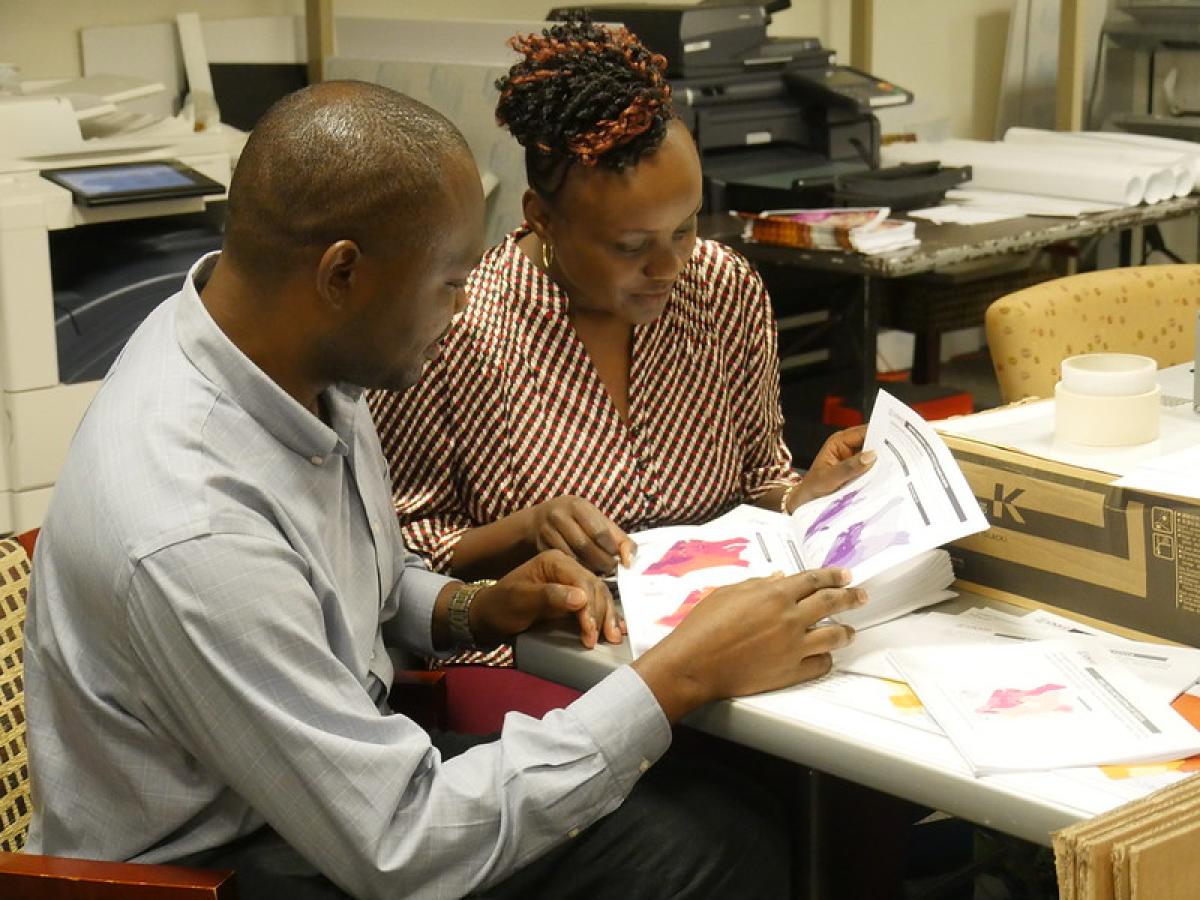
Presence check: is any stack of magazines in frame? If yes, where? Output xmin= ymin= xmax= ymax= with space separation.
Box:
xmin=738 ymin=207 xmax=919 ymax=255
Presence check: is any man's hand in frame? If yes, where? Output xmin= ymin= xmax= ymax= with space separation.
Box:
xmin=788 ymin=425 xmax=876 ymax=512
xmin=631 ymin=568 xmax=864 ymax=722
xmin=527 ymin=496 xmax=636 ymax=574
xmin=470 ymin=550 xmax=623 ymax=648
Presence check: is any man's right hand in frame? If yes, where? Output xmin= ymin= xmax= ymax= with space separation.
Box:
xmin=630 ymin=569 xmax=864 ymax=722
xmin=469 ymin=549 xmax=623 ymax=649
xmin=527 ymin=496 xmax=636 ymax=575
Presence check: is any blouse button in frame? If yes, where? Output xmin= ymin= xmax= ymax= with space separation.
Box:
xmin=309 ymin=455 xmax=324 ymax=466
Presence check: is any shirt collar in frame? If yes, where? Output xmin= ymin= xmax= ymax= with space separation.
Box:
xmin=175 ymin=252 xmax=363 ymax=462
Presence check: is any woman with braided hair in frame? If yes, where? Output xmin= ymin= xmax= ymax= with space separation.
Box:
xmin=370 ymin=19 xmax=873 ymax=668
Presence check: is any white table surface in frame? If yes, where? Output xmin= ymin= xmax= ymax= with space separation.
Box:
xmin=516 ymin=592 xmax=1187 ymax=847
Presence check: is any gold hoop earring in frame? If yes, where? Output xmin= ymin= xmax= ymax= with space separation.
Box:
xmin=541 ymin=240 xmax=555 ymax=270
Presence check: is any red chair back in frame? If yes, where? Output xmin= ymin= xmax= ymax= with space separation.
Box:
xmin=15 ymin=529 xmax=37 ymax=562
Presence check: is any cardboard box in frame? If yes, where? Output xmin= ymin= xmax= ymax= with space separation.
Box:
xmin=942 ymin=431 xmax=1200 ymax=647
xmin=1052 ymin=772 xmax=1200 ymax=900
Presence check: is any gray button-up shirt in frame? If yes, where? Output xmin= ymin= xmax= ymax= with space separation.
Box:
xmin=23 ymin=253 xmax=671 ymax=899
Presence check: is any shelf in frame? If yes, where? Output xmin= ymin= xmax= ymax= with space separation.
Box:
xmin=1111 ymin=112 xmax=1200 ymax=140
xmin=1102 ymin=13 xmax=1200 ymax=50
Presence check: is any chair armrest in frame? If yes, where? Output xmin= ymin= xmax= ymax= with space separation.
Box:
xmin=0 ymin=851 xmax=235 ymax=899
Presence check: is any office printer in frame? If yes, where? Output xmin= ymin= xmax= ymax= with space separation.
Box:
xmin=0 ymin=75 xmax=235 ymax=530
xmin=549 ymin=1 xmax=962 ymax=211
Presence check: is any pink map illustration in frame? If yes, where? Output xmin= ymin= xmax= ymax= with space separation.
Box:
xmin=656 ymin=586 xmax=717 ymax=628
xmin=643 ymin=537 xmax=751 ymax=577
xmin=976 ymin=683 xmax=1072 ymax=717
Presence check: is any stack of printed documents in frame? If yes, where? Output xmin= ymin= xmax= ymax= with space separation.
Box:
xmin=835 ymin=605 xmax=1200 ymax=777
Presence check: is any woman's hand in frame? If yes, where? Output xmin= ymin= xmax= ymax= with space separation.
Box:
xmin=787 ymin=426 xmax=876 ymax=512
xmin=527 ymin=496 xmax=636 ymax=574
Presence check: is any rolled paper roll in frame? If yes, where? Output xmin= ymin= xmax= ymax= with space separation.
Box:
xmin=1060 ymin=353 xmax=1157 ymax=397
xmin=1055 ymin=383 xmax=1160 ymax=446
xmin=882 ymin=139 xmax=1152 ymax=205
xmin=1003 ymin=127 xmax=1194 ymax=198
xmin=1080 ymin=130 xmax=1200 ymax=187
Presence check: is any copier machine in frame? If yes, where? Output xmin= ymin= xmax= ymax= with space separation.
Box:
xmin=549 ymin=1 xmax=932 ymax=211
xmin=0 ymin=83 xmax=235 ymax=531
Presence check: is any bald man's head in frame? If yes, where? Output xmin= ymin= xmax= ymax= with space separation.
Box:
xmin=222 ymin=81 xmax=472 ymax=285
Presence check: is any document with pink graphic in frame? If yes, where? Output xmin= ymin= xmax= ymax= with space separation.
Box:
xmin=789 ymin=389 xmax=987 ymax=585
xmin=887 ymin=640 xmax=1200 ymax=775
xmin=617 ymin=391 xmax=987 ymax=657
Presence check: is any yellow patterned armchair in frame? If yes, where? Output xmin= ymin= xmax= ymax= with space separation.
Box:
xmin=986 ymin=264 xmax=1200 ymax=403
xmin=0 ymin=533 xmax=235 ymax=898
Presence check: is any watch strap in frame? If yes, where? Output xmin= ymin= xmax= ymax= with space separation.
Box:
xmin=447 ymin=579 xmax=496 ymax=648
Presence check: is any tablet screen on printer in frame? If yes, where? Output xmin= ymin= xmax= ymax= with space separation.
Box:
xmin=42 ymin=160 xmax=225 ymax=207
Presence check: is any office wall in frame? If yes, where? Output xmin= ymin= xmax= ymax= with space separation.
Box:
xmin=872 ymin=0 xmax=1013 ymax=141
xmin=0 ymin=1 xmax=304 ymax=79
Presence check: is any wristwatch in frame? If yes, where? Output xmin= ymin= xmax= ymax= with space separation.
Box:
xmin=447 ymin=579 xmax=496 ymax=648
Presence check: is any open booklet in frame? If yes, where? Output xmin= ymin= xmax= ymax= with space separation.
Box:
xmin=617 ymin=390 xmax=989 ymax=657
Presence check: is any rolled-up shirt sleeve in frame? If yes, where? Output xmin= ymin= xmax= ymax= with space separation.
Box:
xmin=125 ymin=532 xmax=670 ymax=900
xmin=382 ymin=545 xmax=451 ymax=658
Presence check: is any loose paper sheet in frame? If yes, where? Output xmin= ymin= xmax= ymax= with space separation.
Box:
xmin=888 ymin=640 xmax=1200 ymax=775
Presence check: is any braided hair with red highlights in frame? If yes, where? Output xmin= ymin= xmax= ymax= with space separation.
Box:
xmin=495 ymin=17 xmax=674 ymax=196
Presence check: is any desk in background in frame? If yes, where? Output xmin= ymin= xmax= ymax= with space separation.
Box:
xmin=703 ymin=196 xmax=1200 ymax=426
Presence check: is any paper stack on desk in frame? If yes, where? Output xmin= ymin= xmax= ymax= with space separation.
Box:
xmin=831 ymin=603 xmax=1200 ymax=778
xmin=617 ymin=390 xmax=987 ymax=656
xmin=838 ymin=606 xmax=1200 ymax=707
xmin=888 ymin=639 xmax=1200 ymax=776
xmin=737 ymin=207 xmax=919 ymax=255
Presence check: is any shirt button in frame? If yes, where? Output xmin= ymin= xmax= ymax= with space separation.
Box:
xmin=309 ymin=455 xmax=324 ymax=466
xmin=638 ymin=758 xmax=652 ymax=773
xmin=567 ymin=827 xmax=580 ymax=839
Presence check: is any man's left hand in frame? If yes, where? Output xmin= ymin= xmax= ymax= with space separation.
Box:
xmin=787 ymin=425 xmax=876 ymax=512
xmin=471 ymin=550 xmax=623 ymax=649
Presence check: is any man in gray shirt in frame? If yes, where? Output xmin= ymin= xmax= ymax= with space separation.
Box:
xmin=23 ymin=82 xmax=863 ymax=899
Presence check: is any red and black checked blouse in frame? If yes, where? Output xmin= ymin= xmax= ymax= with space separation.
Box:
xmin=369 ymin=230 xmax=798 ymax=574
